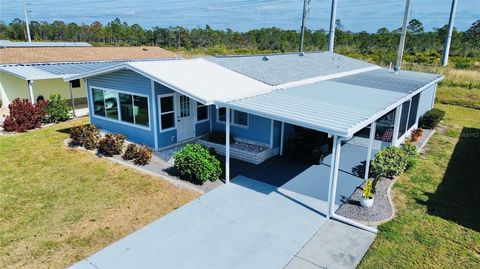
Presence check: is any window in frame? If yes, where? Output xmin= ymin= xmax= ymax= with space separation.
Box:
xmin=91 ymin=87 xmax=149 ymax=128
xmin=70 ymin=79 xmax=81 ymax=88
xmin=408 ymin=94 xmax=420 ymax=130
xmin=232 ymin=110 xmax=248 ymax=127
xmin=216 ymin=108 xmax=248 ymax=127
xmin=398 ymin=100 xmax=410 ymax=139
xmin=160 ymin=95 xmax=175 ymax=131
xmin=197 ymin=102 xmax=209 ymax=122
xmin=217 ymin=107 xmax=226 ymax=122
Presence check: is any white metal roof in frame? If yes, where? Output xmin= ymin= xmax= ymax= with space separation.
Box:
xmin=0 ymin=61 xmax=126 ymax=80
xmin=65 ymin=58 xmax=274 ymax=105
xmin=217 ymin=75 xmax=443 ymax=137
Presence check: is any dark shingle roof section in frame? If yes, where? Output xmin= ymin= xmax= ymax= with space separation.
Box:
xmin=205 ymin=52 xmax=376 ymax=86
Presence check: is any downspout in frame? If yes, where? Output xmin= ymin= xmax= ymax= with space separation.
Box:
xmin=28 ymin=80 xmax=34 ymax=103
xmin=328 ymin=135 xmax=378 ymax=234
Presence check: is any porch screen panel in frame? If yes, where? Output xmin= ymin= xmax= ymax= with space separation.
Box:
xmin=398 ymin=100 xmax=410 ymax=139
xmin=408 ymin=94 xmax=420 ymax=129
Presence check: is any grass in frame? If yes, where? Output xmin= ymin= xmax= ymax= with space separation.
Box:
xmin=359 ymin=104 xmax=480 ymax=268
xmin=0 ymin=118 xmax=199 ymax=268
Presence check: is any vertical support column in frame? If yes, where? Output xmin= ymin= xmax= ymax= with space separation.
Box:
xmin=151 ymin=80 xmax=159 ymax=151
xmin=442 ymin=0 xmax=457 ymax=66
xmin=392 ymin=105 xmax=402 ymax=146
xmin=326 ymin=135 xmax=338 ymax=219
xmin=280 ymin=122 xmax=285 ymax=156
xmin=269 ymin=119 xmax=274 ymax=149
xmin=395 ymin=0 xmax=411 ymax=70
xmin=225 ymin=107 xmax=231 ymax=184
xmin=69 ymin=81 xmax=77 ymax=117
xmin=328 ymin=137 xmax=342 ymax=217
xmin=328 ymin=0 xmax=337 ymax=52
xmin=365 ymin=122 xmax=376 ymax=180
xmin=28 ymin=80 xmax=34 ymax=103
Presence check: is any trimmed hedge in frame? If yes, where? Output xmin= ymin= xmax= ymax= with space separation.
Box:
xmin=419 ymin=108 xmax=445 ymax=129
xmin=173 ymin=144 xmax=222 ymax=184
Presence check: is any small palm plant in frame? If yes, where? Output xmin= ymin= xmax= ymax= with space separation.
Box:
xmin=360 ymin=179 xmax=375 ymax=208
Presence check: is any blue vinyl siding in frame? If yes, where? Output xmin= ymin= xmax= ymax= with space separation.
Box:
xmin=417 ymin=84 xmax=436 ymax=120
xmin=87 ymin=70 xmax=156 ymax=147
xmin=210 ymin=106 xmax=272 ymax=145
xmin=154 ymin=82 xmax=178 ymax=148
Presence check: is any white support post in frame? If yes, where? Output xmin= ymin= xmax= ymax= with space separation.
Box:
xmin=328 ymin=137 xmax=342 ymax=217
xmin=28 ymin=80 xmax=34 ymax=103
xmin=69 ymin=81 xmax=77 ymax=117
xmin=225 ymin=108 xmax=231 ymax=184
xmin=365 ymin=122 xmax=376 ymax=180
xmin=280 ymin=122 xmax=285 ymax=156
xmin=151 ymin=80 xmax=159 ymax=151
xmin=326 ymin=135 xmax=338 ymax=219
xmin=327 ymin=0 xmax=337 ymax=52
xmin=269 ymin=119 xmax=274 ymax=149
xmin=392 ymin=105 xmax=402 ymax=146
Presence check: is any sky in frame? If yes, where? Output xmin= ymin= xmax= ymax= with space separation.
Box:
xmin=1 ymin=0 xmax=479 ymax=33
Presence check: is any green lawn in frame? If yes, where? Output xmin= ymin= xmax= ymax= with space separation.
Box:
xmin=359 ymin=104 xmax=480 ymax=268
xmin=0 ymin=118 xmax=198 ymax=268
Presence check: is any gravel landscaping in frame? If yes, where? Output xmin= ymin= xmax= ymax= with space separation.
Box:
xmin=336 ymin=178 xmax=395 ymax=225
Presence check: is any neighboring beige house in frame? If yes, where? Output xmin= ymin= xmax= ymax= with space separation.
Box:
xmin=0 ymin=43 xmax=176 ymax=116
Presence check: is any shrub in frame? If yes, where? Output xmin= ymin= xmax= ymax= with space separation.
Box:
xmin=362 ymin=179 xmax=375 ymax=199
xmin=122 ymin=144 xmax=138 ymax=160
xmin=69 ymin=124 xmax=100 ymax=150
xmin=2 ymin=98 xmax=47 ymax=132
xmin=370 ymin=147 xmax=407 ymax=179
xmin=97 ymin=133 xmax=125 ymax=157
xmin=419 ymin=108 xmax=445 ymax=129
xmin=43 ymin=94 xmax=71 ymax=123
xmin=402 ymin=142 xmax=419 ymax=171
xmin=173 ymin=144 xmax=222 ymax=184
xmin=133 ymin=145 xmax=153 ymax=166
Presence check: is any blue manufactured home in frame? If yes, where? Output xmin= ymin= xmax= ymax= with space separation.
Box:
xmin=68 ymin=52 xmax=442 ymax=167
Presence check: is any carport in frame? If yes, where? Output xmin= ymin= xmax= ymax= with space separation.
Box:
xmin=217 ymin=74 xmax=442 ymax=233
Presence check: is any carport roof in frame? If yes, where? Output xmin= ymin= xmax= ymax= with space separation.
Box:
xmin=0 ymin=61 xmax=126 ymax=80
xmin=217 ymin=70 xmax=443 ymax=137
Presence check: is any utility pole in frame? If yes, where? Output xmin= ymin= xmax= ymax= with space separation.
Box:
xmin=299 ymin=0 xmax=309 ymax=52
xmin=395 ymin=0 xmax=411 ymax=70
xmin=328 ymin=0 xmax=338 ymax=52
xmin=23 ymin=0 xmax=32 ymax=42
xmin=442 ymin=0 xmax=457 ymax=66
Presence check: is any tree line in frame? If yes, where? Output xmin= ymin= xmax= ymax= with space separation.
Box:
xmin=1 ymin=18 xmax=479 ymax=67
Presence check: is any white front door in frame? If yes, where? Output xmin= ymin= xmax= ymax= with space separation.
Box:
xmin=176 ymin=94 xmax=195 ymax=142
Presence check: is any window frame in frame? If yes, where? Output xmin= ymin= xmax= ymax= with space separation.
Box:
xmin=89 ymin=86 xmax=151 ymax=131
xmin=216 ymin=108 xmax=249 ymax=128
xmin=158 ymin=93 xmax=177 ymax=132
xmin=196 ymin=102 xmax=209 ymax=123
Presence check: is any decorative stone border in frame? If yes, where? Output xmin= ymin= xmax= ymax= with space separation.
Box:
xmin=198 ymin=139 xmax=279 ymax=165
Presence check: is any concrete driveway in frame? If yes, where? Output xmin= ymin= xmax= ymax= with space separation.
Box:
xmin=72 ymin=145 xmax=375 ymax=269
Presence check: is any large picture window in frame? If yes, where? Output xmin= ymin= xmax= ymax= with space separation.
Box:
xmin=159 ymin=95 xmax=175 ymax=131
xmin=91 ymin=87 xmax=149 ymax=128
xmin=197 ymin=102 xmax=209 ymax=122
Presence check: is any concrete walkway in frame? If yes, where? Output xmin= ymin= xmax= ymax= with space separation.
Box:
xmin=71 ymin=143 xmax=376 ymax=269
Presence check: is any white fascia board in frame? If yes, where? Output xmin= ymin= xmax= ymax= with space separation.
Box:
xmin=273 ymin=65 xmax=382 ymax=89
xmin=0 ymin=68 xmax=62 ymax=81
xmin=214 ymin=100 xmax=349 ymax=137
xmin=347 ymin=75 xmax=444 ymax=137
